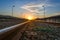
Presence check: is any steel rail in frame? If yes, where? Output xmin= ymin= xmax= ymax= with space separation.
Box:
xmin=0 ymin=21 xmax=30 ymax=34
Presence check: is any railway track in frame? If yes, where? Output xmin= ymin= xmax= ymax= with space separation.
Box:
xmin=0 ymin=21 xmax=30 ymax=40
xmin=0 ymin=20 xmax=60 ymax=40
xmin=19 ymin=20 xmax=60 ymax=40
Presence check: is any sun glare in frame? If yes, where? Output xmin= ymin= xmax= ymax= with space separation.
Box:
xmin=27 ymin=16 xmax=34 ymax=20
xmin=21 ymin=12 xmax=37 ymax=20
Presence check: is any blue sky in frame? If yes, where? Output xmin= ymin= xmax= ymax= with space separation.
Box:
xmin=0 ymin=0 xmax=60 ymax=18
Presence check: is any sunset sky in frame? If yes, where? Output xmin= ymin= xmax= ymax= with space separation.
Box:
xmin=0 ymin=0 xmax=60 ymax=18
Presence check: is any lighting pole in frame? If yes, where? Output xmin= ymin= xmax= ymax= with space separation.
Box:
xmin=12 ymin=5 xmax=15 ymax=16
xmin=42 ymin=5 xmax=45 ymax=18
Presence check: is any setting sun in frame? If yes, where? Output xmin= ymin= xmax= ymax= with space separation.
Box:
xmin=27 ymin=16 xmax=34 ymax=20
xmin=21 ymin=12 xmax=37 ymax=20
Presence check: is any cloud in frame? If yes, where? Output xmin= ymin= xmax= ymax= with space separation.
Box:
xmin=46 ymin=12 xmax=60 ymax=17
xmin=51 ymin=12 xmax=60 ymax=16
xmin=20 ymin=0 xmax=53 ymax=18
xmin=20 ymin=0 xmax=52 ymax=13
xmin=21 ymin=3 xmax=52 ymax=13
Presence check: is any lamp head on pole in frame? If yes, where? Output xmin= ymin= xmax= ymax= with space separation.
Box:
xmin=13 ymin=5 xmax=15 ymax=7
